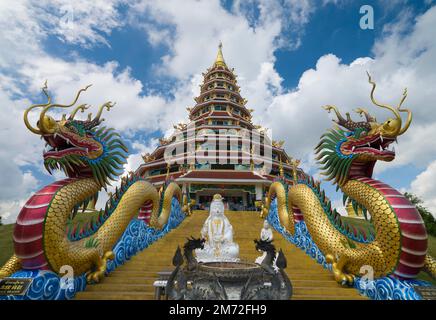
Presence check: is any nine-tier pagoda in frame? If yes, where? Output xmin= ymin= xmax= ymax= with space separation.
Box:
xmin=136 ymin=44 xmax=302 ymax=210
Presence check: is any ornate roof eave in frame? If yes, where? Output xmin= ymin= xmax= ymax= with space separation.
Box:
xmin=204 ymin=65 xmax=235 ymax=75
xmin=200 ymin=78 xmax=241 ymax=96
xmin=191 ymin=96 xmax=247 ymax=111
xmin=145 ymin=130 xmax=291 ymax=155
xmin=137 ymin=152 xmax=297 ymax=175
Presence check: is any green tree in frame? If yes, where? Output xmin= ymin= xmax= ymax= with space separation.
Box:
xmin=404 ymin=192 xmax=436 ymax=237
xmin=0 ymin=215 xmax=2 ymax=226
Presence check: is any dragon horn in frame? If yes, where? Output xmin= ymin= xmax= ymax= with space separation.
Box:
xmin=38 ymin=84 xmax=92 ymax=133
xmin=69 ymin=104 xmax=90 ymax=120
xmin=323 ymin=105 xmax=347 ymax=126
xmin=23 ymin=81 xmax=51 ymax=135
xmin=397 ymin=88 xmax=412 ymax=136
xmin=93 ymin=101 xmax=115 ymax=123
xmin=367 ymin=72 xmax=402 ymax=135
xmin=355 ymin=108 xmax=376 ymax=123
xmin=323 ymin=105 xmax=362 ymax=131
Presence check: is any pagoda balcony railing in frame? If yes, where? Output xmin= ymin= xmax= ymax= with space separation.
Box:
xmin=204 ymin=68 xmax=236 ymax=79
xmin=195 ymin=123 xmax=254 ymax=130
xmin=201 ymin=77 xmax=237 ymax=89
xmin=158 ymin=134 xmax=269 ymax=145
xmin=196 ymin=130 xmax=239 ymax=137
xmin=205 ymin=75 xmax=233 ymax=83
xmin=192 ymin=109 xmax=249 ymax=122
xmin=192 ymin=99 xmax=248 ymax=114
xmin=194 ymin=93 xmax=243 ymax=104
xmin=198 ymin=86 xmax=242 ymax=99
xmin=192 ymin=111 xmax=251 ymax=123
xmin=201 ymin=78 xmax=241 ymax=92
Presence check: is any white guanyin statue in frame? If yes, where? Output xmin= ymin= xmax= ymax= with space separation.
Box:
xmin=260 ymin=220 xmax=273 ymax=242
xmin=255 ymin=220 xmax=276 ymax=266
xmin=195 ymin=194 xmax=240 ymax=262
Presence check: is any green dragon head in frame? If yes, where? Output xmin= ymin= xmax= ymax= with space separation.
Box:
xmin=24 ymin=82 xmax=128 ymax=187
xmin=315 ymin=73 xmax=412 ymax=186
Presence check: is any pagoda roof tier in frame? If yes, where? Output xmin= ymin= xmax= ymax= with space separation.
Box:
xmin=142 ymin=138 xmax=291 ymax=164
xmin=137 ymin=43 xmax=304 ymax=184
xmin=191 ymin=114 xmax=253 ymax=126
xmin=144 ymin=170 xmax=275 ymax=186
xmin=198 ymin=83 xmax=243 ymax=100
xmin=191 ymin=95 xmax=249 ymax=113
xmin=203 ymin=64 xmax=236 ymax=76
xmin=200 ymin=77 xmax=239 ymax=91
xmin=202 ymin=111 xmax=231 ymax=117
xmin=138 ymin=152 xmax=295 ymax=175
xmin=198 ymin=115 xmax=251 ymax=124
xmin=144 ymin=137 xmax=288 ymax=160
xmin=147 ymin=172 xmax=185 ymax=184
xmin=144 ymin=167 xmax=303 ymax=186
xmin=177 ymin=170 xmax=269 ymax=183
xmin=203 ymin=60 xmax=235 ymax=73
xmin=202 ymin=112 xmax=248 ymax=119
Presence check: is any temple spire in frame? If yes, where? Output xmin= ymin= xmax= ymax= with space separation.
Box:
xmin=214 ymin=42 xmax=226 ymax=67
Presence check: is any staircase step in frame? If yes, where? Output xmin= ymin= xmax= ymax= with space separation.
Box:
xmin=74 ymin=210 xmax=366 ymax=300
xmin=292 ymin=294 xmax=367 ymax=300
xmin=293 ymin=286 xmax=362 ymax=296
xmin=85 ymin=283 xmax=153 ymax=292
xmin=75 ymin=291 xmax=154 ymax=300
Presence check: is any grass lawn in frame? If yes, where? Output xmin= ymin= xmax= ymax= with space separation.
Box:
xmin=0 ymin=224 xmax=14 ymax=266
xmin=418 ymin=235 xmax=436 ymax=284
xmin=342 ymin=216 xmax=375 ymax=235
xmin=0 ymin=216 xmax=435 ymax=285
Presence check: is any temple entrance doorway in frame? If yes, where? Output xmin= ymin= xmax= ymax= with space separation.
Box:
xmin=193 ymin=189 xmax=254 ymax=211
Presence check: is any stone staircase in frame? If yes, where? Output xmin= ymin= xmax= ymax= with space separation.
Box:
xmin=75 ymin=210 xmax=366 ymax=300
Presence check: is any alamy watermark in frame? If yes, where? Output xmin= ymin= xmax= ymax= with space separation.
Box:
xmin=60 ymin=265 xmax=74 ymax=290
xmin=162 ymin=123 xmax=274 ymax=174
xmin=359 ymin=264 xmax=376 ymax=291
xmin=360 ymin=5 xmax=374 ymax=30
xmin=59 ymin=4 xmax=75 ymax=30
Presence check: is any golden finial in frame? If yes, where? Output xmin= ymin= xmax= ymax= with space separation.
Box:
xmin=289 ymin=158 xmax=301 ymax=183
xmin=279 ymin=156 xmax=284 ymax=177
xmin=214 ymin=41 xmax=226 ymax=67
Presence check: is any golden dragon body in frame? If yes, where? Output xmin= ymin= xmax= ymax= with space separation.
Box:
xmin=264 ymin=75 xmax=436 ymax=285
xmin=0 ymin=84 xmax=185 ymax=282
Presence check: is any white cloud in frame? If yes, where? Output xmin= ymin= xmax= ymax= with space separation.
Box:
xmin=131 ymin=0 xmax=280 ymax=80
xmin=410 ymin=160 xmax=436 ymax=217
xmin=39 ymin=0 xmax=124 ymax=47
xmin=125 ymin=139 xmax=160 ymax=173
xmin=262 ymin=6 xmax=436 ymax=177
xmin=1 ymin=1 xmax=436 ymax=225
xmin=0 ymin=0 xmax=137 ymax=224
xmin=0 ymin=170 xmax=38 ymax=224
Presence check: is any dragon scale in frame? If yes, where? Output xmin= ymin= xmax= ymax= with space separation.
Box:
xmin=286 ymin=177 xmax=428 ymax=278
xmin=0 ymin=84 xmax=185 ymax=282
xmin=266 ymin=75 xmax=436 ymax=285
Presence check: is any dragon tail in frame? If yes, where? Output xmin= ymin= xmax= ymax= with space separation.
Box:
xmin=0 ymin=255 xmax=21 ymax=278
xmin=424 ymin=254 xmax=436 ymax=280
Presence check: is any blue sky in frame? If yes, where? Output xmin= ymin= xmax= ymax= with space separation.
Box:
xmin=1 ymin=0 xmax=436 ymax=223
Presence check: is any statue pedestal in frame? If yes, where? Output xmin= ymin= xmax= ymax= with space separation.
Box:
xmin=197 ymin=261 xmax=263 ymax=300
xmin=195 ymin=247 xmax=240 ymax=263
